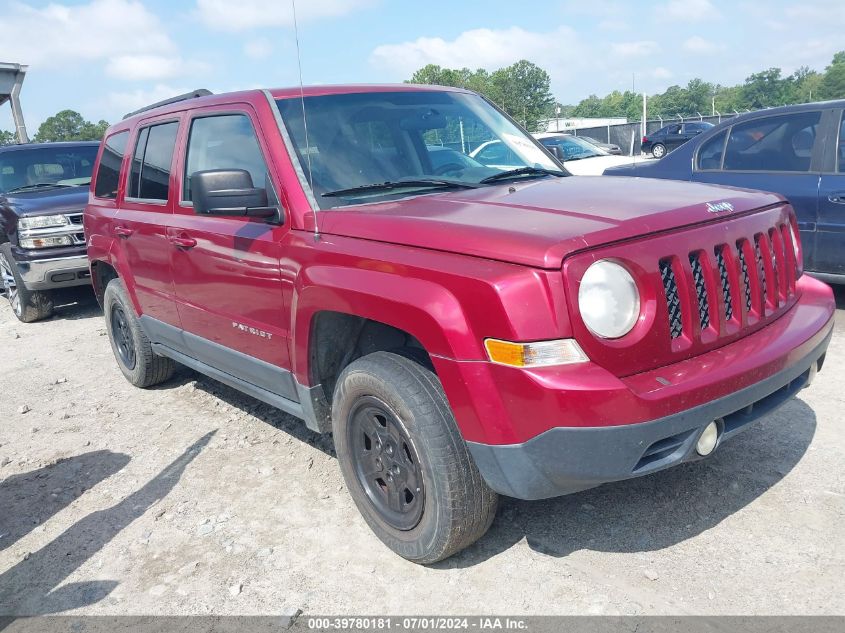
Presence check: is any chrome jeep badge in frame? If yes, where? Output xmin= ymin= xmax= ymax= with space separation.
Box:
xmin=706 ymin=201 xmax=734 ymax=213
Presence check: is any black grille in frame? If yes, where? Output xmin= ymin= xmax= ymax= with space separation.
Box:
xmin=738 ymin=244 xmax=752 ymax=313
xmin=754 ymin=235 xmax=767 ymax=306
xmin=716 ymin=247 xmax=733 ymax=321
xmin=689 ymin=253 xmax=710 ymax=330
xmin=659 ymin=260 xmax=683 ymax=339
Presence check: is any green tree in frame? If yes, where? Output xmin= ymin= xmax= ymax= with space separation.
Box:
xmin=742 ymin=68 xmax=791 ymax=108
xmin=0 ymin=130 xmax=15 ymax=146
xmin=818 ymin=51 xmax=845 ymax=100
xmin=33 ymin=110 xmax=109 ymax=142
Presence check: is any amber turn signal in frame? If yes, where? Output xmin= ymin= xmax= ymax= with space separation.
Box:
xmin=484 ymin=338 xmax=588 ymax=368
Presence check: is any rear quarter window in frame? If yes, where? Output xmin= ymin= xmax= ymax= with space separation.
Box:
xmin=94 ymin=131 xmax=129 ymax=199
xmin=696 ymin=130 xmax=727 ymax=170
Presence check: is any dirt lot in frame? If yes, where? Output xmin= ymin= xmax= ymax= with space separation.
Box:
xmin=1 ymin=286 xmax=844 ymax=617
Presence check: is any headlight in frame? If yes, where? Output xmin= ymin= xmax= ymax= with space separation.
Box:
xmin=18 ymin=214 xmax=70 ymax=230
xmin=19 ymin=235 xmax=74 ymax=249
xmin=578 ymin=260 xmax=640 ymax=339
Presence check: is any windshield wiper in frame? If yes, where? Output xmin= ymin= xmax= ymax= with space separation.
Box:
xmin=479 ymin=167 xmax=564 ymax=184
xmin=5 ymin=182 xmax=75 ymax=194
xmin=322 ymin=178 xmax=482 ymax=198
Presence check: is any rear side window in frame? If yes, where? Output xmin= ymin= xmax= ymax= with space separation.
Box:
xmin=183 ymin=114 xmax=268 ymax=202
xmin=128 ymin=121 xmax=179 ymax=201
xmin=838 ymin=111 xmax=845 ymax=173
xmin=94 ymin=131 xmax=129 ymax=199
xmin=723 ymin=111 xmax=821 ymax=172
xmin=696 ymin=130 xmax=727 ymax=170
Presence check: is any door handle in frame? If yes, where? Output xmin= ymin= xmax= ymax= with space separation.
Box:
xmin=169 ymin=235 xmax=197 ymax=249
xmin=114 ymin=226 xmax=134 ymax=238
xmin=828 ymin=192 xmax=845 ymax=205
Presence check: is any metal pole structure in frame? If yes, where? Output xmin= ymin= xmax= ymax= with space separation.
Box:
xmin=715 ymin=110 xmax=721 ymax=123
xmin=642 ymin=92 xmax=647 ymax=141
xmin=0 ymin=63 xmax=30 ymax=143
xmin=459 ymin=118 xmax=466 ymax=155
xmin=712 ymin=95 xmax=716 ymax=116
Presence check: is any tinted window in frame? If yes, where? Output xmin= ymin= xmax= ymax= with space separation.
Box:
xmin=838 ymin=111 xmax=845 ymax=173
xmin=139 ymin=122 xmax=179 ymax=200
xmin=696 ymin=130 xmax=727 ymax=170
xmin=94 ymin=131 xmax=129 ymax=198
xmin=184 ymin=114 xmax=267 ymax=201
xmin=128 ymin=127 xmax=149 ymax=199
xmin=723 ymin=111 xmax=820 ymax=172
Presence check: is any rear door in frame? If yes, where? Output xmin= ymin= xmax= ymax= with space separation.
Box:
xmin=116 ymin=117 xmax=181 ymax=329
xmin=815 ymin=108 xmax=845 ymax=276
xmin=691 ymin=109 xmax=824 ymax=271
xmin=662 ymin=124 xmax=685 ymax=151
xmin=168 ymin=105 xmax=296 ymax=399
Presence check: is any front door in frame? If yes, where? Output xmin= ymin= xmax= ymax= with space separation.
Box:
xmin=692 ymin=109 xmax=824 ymax=272
xmin=815 ymin=109 xmax=845 ymax=276
xmin=168 ymin=107 xmax=296 ymax=400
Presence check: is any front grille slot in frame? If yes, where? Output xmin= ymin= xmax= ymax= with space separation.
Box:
xmin=737 ymin=241 xmax=753 ymax=313
xmin=715 ymin=246 xmax=733 ymax=321
xmin=659 ymin=260 xmax=684 ymax=339
xmin=689 ymin=252 xmax=710 ymax=331
xmin=754 ymin=234 xmax=767 ymax=308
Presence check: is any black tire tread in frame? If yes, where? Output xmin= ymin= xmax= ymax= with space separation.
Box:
xmin=0 ymin=242 xmax=53 ymax=323
xmin=104 ymin=278 xmax=175 ymax=388
xmin=333 ymin=351 xmax=497 ymax=563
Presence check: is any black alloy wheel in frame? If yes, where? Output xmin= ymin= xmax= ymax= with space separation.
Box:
xmin=348 ymin=396 xmax=425 ymax=531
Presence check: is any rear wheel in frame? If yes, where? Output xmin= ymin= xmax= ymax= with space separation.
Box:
xmin=0 ymin=243 xmax=54 ymax=323
xmin=103 ymin=278 xmax=175 ymax=388
xmin=333 ymin=351 xmax=498 ymax=564
xmin=651 ymin=143 xmax=666 ymax=158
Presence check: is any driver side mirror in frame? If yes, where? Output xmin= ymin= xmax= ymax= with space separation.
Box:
xmin=191 ymin=169 xmax=279 ymax=221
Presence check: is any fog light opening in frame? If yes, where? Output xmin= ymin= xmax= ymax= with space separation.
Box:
xmin=696 ymin=420 xmax=720 ymax=456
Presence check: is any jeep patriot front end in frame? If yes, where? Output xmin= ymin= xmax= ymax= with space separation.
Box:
xmin=85 ymin=85 xmax=834 ymax=563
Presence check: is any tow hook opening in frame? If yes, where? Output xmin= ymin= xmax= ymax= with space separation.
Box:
xmin=695 ymin=419 xmax=722 ymax=457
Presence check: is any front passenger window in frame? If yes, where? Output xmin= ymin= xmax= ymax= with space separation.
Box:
xmin=184 ymin=114 xmax=268 ymax=202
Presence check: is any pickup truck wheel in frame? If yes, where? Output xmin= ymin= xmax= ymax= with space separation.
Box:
xmin=651 ymin=142 xmax=666 ymax=158
xmin=103 ymin=278 xmax=175 ymax=388
xmin=333 ymin=351 xmax=498 ymax=563
xmin=0 ymin=243 xmax=54 ymax=323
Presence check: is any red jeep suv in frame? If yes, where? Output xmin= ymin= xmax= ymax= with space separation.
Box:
xmin=84 ymin=85 xmax=834 ymax=563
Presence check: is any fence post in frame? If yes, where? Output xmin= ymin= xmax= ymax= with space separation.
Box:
xmin=606 ymin=123 xmax=610 ymax=143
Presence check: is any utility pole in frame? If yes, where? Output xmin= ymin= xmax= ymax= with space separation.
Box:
xmin=642 ymin=92 xmax=647 ymax=140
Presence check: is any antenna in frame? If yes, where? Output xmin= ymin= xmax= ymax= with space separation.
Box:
xmin=291 ymin=0 xmax=318 ymax=239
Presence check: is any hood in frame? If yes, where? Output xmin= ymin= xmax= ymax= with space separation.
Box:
xmin=0 ymin=186 xmax=89 ymax=217
xmin=318 ymin=176 xmax=784 ymax=269
xmin=563 ymin=155 xmax=638 ymax=176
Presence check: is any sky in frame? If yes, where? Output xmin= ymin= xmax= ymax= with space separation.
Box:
xmin=1 ymin=0 xmax=844 ymax=133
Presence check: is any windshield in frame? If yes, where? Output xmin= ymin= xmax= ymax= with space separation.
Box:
xmin=275 ymin=91 xmax=562 ymax=208
xmin=537 ymin=135 xmax=607 ymax=160
xmin=0 ymin=145 xmax=99 ymax=194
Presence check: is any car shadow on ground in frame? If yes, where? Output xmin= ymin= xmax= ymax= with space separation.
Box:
xmin=833 ymin=284 xmax=845 ymax=310
xmin=49 ymin=287 xmax=100 ymax=321
xmin=0 ymin=431 xmax=215 ymax=616
xmin=0 ymin=451 xmax=130 ymax=554
xmin=444 ymin=398 xmax=817 ymax=567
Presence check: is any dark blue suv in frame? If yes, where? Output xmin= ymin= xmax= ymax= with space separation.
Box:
xmin=605 ymin=101 xmax=845 ymax=282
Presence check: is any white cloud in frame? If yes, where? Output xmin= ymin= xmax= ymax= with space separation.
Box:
xmin=106 ymin=84 xmax=192 ymax=116
xmin=597 ymin=19 xmax=629 ymax=31
xmin=195 ymin=0 xmax=374 ymax=31
xmin=659 ymin=0 xmax=720 ymax=21
xmin=104 ymin=55 xmax=210 ymax=81
xmin=2 ymin=0 xmax=175 ymax=67
xmin=651 ymin=67 xmax=673 ymax=80
xmin=243 ymin=38 xmax=274 ymax=60
xmin=682 ymin=36 xmax=725 ymax=54
xmin=610 ymin=41 xmax=660 ymax=57
xmin=370 ymin=26 xmax=582 ymax=77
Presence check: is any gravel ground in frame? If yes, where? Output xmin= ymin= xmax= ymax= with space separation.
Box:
xmin=0 ymin=285 xmax=843 ymax=617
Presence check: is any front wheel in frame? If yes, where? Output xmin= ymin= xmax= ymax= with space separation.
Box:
xmin=0 ymin=243 xmax=53 ymax=323
xmin=651 ymin=143 xmax=666 ymax=159
xmin=332 ymin=351 xmax=498 ymax=564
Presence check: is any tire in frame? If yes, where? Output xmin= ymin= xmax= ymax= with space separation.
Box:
xmin=0 ymin=243 xmax=54 ymax=323
xmin=332 ymin=351 xmax=498 ymax=564
xmin=103 ymin=278 xmax=175 ymax=388
xmin=651 ymin=143 xmax=666 ymax=159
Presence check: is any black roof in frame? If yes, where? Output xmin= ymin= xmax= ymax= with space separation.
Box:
xmin=0 ymin=141 xmax=101 ymax=153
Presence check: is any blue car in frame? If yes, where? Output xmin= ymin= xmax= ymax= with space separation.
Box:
xmin=605 ymin=101 xmax=845 ymax=282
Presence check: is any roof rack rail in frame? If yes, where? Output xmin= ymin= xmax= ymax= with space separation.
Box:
xmin=122 ymin=89 xmax=212 ymax=120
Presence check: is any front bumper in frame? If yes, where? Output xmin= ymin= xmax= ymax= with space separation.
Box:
xmin=16 ymin=254 xmax=91 ymax=290
xmin=467 ymin=325 xmax=830 ymax=499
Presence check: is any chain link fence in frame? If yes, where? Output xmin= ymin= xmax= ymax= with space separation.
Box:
xmin=551 ymin=113 xmax=749 ymax=156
